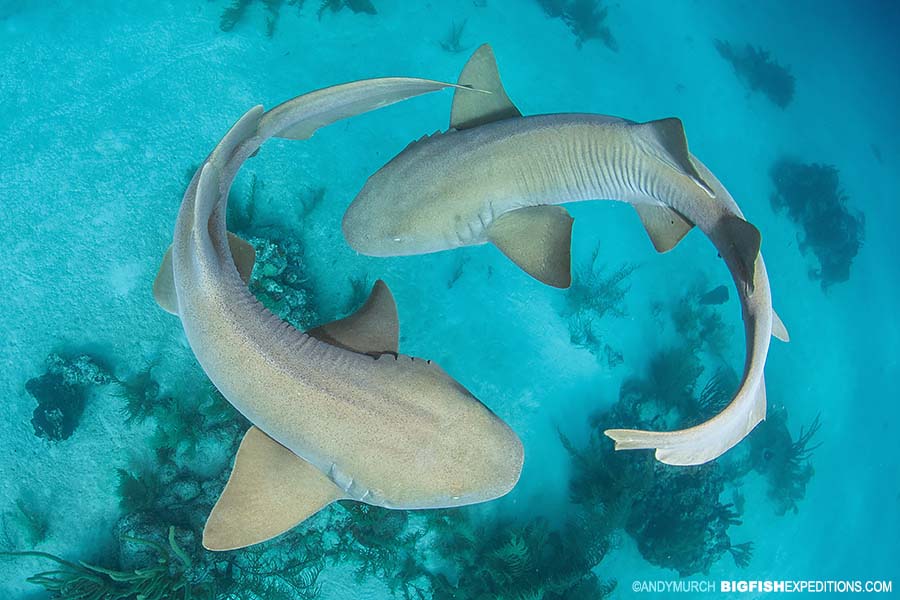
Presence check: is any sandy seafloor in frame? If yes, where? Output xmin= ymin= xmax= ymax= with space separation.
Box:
xmin=1 ymin=0 xmax=898 ymax=597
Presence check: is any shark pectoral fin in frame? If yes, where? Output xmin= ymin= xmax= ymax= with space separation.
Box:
xmin=772 ymin=310 xmax=790 ymax=342
xmin=719 ymin=215 xmax=762 ymax=289
xmin=488 ymin=206 xmax=573 ymax=288
xmin=203 ymin=427 xmax=343 ymax=551
xmin=450 ymin=44 xmax=521 ymax=131
xmin=227 ymin=232 xmax=256 ymax=285
xmin=152 ymin=245 xmax=178 ymax=315
xmin=634 ymin=204 xmax=694 ymax=252
xmin=308 ymin=280 xmax=399 ymax=353
xmin=637 ymin=118 xmax=715 ymax=198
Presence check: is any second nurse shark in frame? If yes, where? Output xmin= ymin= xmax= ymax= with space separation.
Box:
xmin=343 ymin=45 xmax=789 ymax=466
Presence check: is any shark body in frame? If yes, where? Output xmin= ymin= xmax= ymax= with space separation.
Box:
xmin=342 ymin=46 xmax=789 ymax=466
xmin=154 ymin=78 xmax=523 ymax=551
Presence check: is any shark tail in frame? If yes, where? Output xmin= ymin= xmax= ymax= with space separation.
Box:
xmin=605 ymin=377 xmax=767 ymax=466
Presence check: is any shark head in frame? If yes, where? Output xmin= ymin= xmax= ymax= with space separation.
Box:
xmin=342 ymin=45 xmax=523 ymax=259
xmin=342 ymin=141 xmax=460 ymax=257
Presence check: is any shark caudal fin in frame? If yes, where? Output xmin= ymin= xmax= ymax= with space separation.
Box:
xmin=604 ymin=378 xmax=767 ymax=466
xmin=267 ymin=79 xmax=467 ymax=141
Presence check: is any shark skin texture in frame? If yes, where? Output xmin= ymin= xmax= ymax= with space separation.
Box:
xmin=342 ymin=45 xmax=790 ymax=467
xmin=153 ymin=77 xmax=523 ymax=552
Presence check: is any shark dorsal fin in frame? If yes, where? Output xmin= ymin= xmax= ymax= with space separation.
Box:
xmin=153 ymin=245 xmax=178 ymax=315
xmin=203 ymin=426 xmax=343 ymax=551
xmin=450 ymin=44 xmax=521 ymax=131
xmin=228 ymin=232 xmax=256 ymax=285
xmin=308 ymin=280 xmax=399 ymax=353
xmin=637 ymin=118 xmax=715 ymax=198
xmin=488 ymin=205 xmax=573 ymax=288
xmin=633 ymin=204 xmax=695 ymax=253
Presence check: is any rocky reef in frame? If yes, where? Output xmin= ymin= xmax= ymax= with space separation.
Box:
xmin=743 ymin=407 xmax=821 ymax=516
xmin=536 ymin=0 xmax=618 ymax=51
xmin=562 ymin=243 xmax=635 ymax=365
xmin=219 ymin=0 xmax=305 ymax=36
xmin=770 ymin=158 xmax=864 ymax=290
xmin=562 ymin=383 xmax=753 ymax=577
xmin=219 ymin=0 xmax=376 ymax=37
xmin=26 ymin=353 xmax=113 ymax=442
xmin=714 ymin=39 xmax=795 ymax=108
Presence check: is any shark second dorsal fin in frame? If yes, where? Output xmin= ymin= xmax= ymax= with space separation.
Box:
xmin=450 ymin=44 xmax=521 ymax=131
xmin=633 ymin=204 xmax=695 ymax=253
xmin=487 ymin=206 xmax=573 ymax=288
xmin=637 ymin=118 xmax=715 ymax=198
xmin=719 ymin=215 xmax=762 ymax=290
xmin=308 ymin=280 xmax=399 ymax=353
xmin=228 ymin=232 xmax=256 ymax=285
xmin=204 ymin=427 xmax=344 ymax=551
xmin=153 ymin=245 xmax=178 ymax=315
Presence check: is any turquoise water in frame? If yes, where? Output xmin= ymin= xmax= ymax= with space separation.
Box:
xmin=1 ymin=1 xmax=897 ymax=598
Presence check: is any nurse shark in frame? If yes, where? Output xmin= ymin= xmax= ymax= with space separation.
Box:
xmin=342 ymin=45 xmax=789 ymax=466
xmin=153 ymin=78 xmax=523 ymax=551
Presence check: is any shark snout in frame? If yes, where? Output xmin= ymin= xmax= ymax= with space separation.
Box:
xmin=342 ymin=199 xmax=394 ymax=256
xmin=342 ymin=203 xmax=379 ymax=255
xmin=342 ymin=200 xmax=422 ymax=257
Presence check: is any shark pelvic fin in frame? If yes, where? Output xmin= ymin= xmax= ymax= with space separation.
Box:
xmin=154 ymin=233 xmax=254 ymax=315
xmin=633 ymin=204 xmax=695 ymax=252
xmin=153 ymin=245 xmax=178 ymax=315
xmin=772 ymin=310 xmax=790 ymax=342
xmin=228 ymin=232 xmax=256 ymax=285
xmin=488 ymin=206 xmax=573 ymax=288
xmin=719 ymin=215 xmax=762 ymax=290
xmin=308 ymin=280 xmax=399 ymax=354
xmin=450 ymin=44 xmax=521 ymax=131
xmin=204 ymin=427 xmax=344 ymax=551
xmin=637 ymin=118 xmax=715 ymax=198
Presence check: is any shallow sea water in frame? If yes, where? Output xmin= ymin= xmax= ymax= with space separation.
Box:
xmin=1 ymin=1 xmax=898 ymax=598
